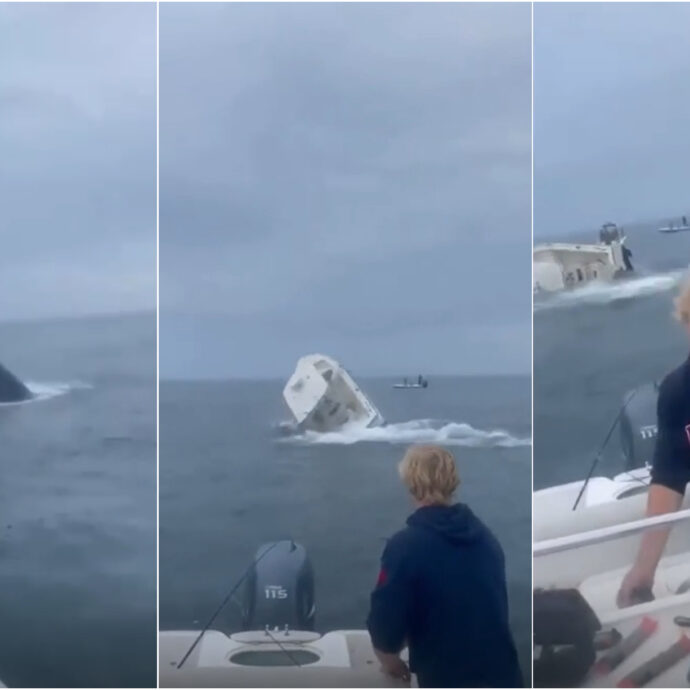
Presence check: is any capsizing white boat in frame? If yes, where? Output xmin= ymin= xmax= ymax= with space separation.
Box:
xmin=533 ymin=222 xmax=634 ymax=294
xmin=159 ymin=541 xmax=409 ymax=688
xmin=283 ymin=354 xmax=384 ymax=433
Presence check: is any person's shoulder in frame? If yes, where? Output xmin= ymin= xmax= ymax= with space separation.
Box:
xmin=468 ymin=510 xmax=506 ymax=557
xmin=382 ymin=524 xmax=428 ymax=560
xmin=386 ymin=525 xmax=419 ymax=549
xmin=659 ymin=359 xmax=689 ymax=406
xmin=659 ymin=360 xmax=690 ymax=397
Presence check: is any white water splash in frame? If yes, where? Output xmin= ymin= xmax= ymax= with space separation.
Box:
xmin=534 ymin=271 xmax=683 ymax=313
xmin=280 ymin=418 xmax=530 ymax=448
xmin=0 ymin=380 xmax=92 ymax=407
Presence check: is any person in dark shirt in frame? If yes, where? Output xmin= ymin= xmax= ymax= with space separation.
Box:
xmin=366 ymin=445 xmax=523 ymax=688
xmin=618 ymin=279 xmax=690 ymax=607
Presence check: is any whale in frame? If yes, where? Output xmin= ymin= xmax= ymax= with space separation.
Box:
xmin=0 ymin=361 xmax=33 ymax=403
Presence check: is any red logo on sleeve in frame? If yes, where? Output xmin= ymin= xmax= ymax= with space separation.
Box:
xmin=376 ymin=568 xmax=388 ymax=587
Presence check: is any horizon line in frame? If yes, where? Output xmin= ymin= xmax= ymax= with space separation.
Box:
xmin=0 ymin=307 xmax=156 ymax=327
xmin=160 ymin=371 xmax=531 ymax=383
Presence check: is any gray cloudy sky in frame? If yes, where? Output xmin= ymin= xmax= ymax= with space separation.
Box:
xmin=535 ymin=3 xmax=690 ymax=237
xmin=0 ymin=3 xmax=156 ymax=321
xmin=160 ymin=3 xmax=531 ymax=379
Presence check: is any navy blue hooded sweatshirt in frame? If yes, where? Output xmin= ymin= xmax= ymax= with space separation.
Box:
xmin=367 ymin=504 xmax=522 ymax=688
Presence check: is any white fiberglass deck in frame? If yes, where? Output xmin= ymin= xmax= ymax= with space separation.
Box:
xmin=535 ymin=510 xmax=690 ymax=687
xmin=159 ymin=629 xmax=410 ymax=688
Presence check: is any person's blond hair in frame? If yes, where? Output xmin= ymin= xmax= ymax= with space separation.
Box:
xmin=674 ymin=276 xmax=690 ymax=324
xmin=398 ymin=445 xmax=459 ymax=505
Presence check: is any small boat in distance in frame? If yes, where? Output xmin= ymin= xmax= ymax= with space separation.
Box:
xmin=393 ymin=375 xmax=429 ymax=389
xmin=658 ymin=215 xmax=690 ymax=233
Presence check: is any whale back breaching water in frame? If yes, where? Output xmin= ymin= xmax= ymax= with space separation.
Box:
xmin=1 ymin=313 xmax=156 ymax=688
xmin=0 ymin=361 xmax=32 ymax=403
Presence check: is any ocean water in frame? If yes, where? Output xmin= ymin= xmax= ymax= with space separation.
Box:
xmin=0 ymin=313 xmax=157 ymax=688
xmin=159 ymin=374 xmax=532 ymax=681
xmin=534 ymin=220 xmax=690 ymax=489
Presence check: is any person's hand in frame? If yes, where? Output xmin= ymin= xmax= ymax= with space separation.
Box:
xmin=379 ymin=654 xmax=411 ymax=682
xmin=617 ymin=565 xmax=654 ymax=608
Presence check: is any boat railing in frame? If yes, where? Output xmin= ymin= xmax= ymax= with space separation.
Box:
xmin=534 ymin=508 xmax=690 ymax=558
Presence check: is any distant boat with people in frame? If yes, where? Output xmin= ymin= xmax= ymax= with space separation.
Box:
xmin=393 ymin=375 xmax=429 ymax=389
xmin=658 ymin=215 xmax=690 ymax=234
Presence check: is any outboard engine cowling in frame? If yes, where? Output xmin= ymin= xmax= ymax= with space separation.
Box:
xmin=241 ymin=540 xmax=315 ymax=632
xmin=619 ymin=382 xmax=659 ymax=471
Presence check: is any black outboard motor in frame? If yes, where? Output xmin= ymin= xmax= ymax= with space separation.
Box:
xmin=241 ymin=540 xmax=316 ymax=632
xmin=619 ymin=382 xmax=659 ymax=471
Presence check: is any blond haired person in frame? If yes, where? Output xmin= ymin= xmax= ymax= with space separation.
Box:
xmin=366 ymin=445 xmax=522 ymax=688
xmin=618 ymin=278 xmax=690 ymax=607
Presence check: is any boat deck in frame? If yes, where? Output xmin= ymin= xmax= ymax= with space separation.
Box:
xmin=159 ymin=630 xmax=412 ymax=688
